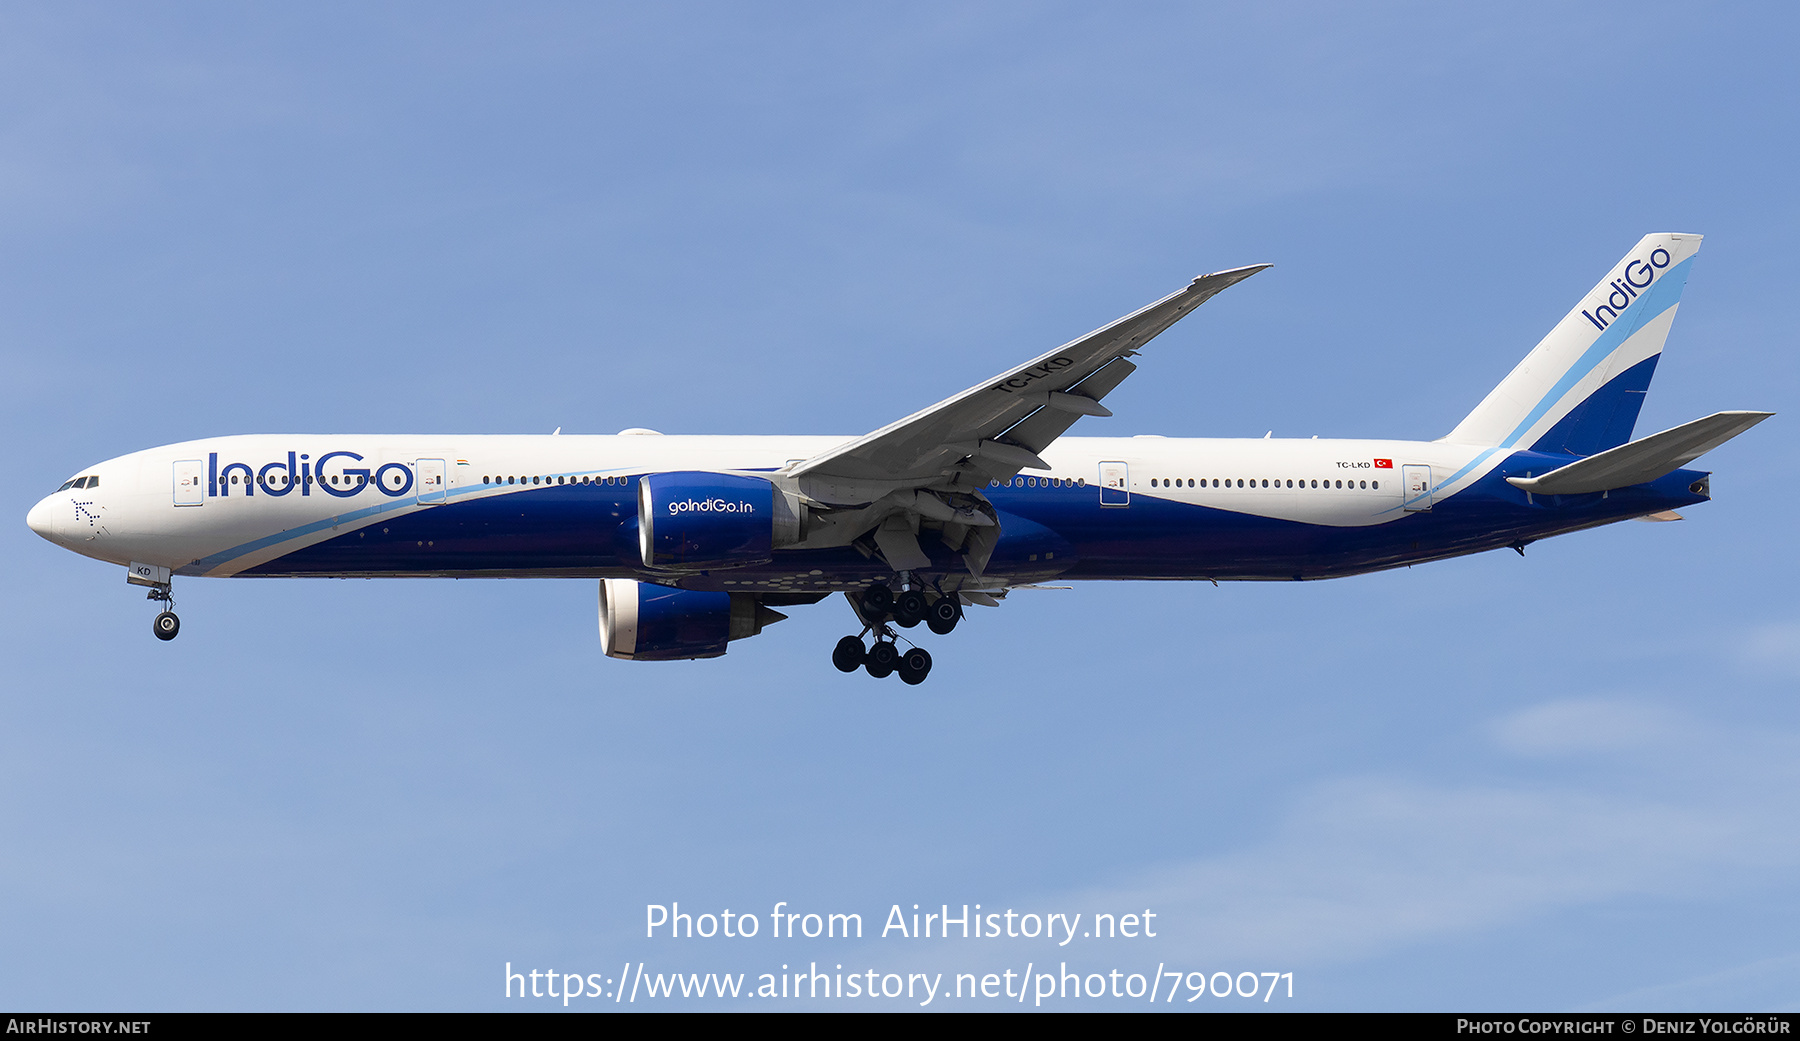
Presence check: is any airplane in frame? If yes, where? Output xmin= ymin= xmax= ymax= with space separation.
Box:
xmin=26 ymin=233 xmax=1770 ymax=684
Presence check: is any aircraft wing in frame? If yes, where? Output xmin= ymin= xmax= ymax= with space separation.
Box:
xmin=791 ymin=264 xmax=1270 ymax=493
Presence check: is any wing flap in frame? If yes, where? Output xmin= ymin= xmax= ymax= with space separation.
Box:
xmin=1506 ymin=410 xmax=1772 ymax=495
xmin=996 ymin=366 xmax=1133 ymax=456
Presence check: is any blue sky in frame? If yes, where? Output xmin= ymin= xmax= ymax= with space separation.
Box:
xmin=3 ymin=2 xmax=1797 ymax=1011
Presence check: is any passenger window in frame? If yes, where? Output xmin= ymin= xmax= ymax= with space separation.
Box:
xmin=1371 ymin=480 xmax=1379 ymax=490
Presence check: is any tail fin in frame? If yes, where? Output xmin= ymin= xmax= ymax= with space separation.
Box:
xmin=1444 ymin=233 xmax=1702 ymax=454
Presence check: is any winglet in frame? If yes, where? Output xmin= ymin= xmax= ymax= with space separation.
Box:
xmin=1192 ymin=264 xmax=1272 ymax=292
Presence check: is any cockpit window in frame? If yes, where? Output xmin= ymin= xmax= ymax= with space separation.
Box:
xmin=57 ymin=480 xmax=74 ymax=491
xmin=85 ymin=476 xmax=97 ymax=488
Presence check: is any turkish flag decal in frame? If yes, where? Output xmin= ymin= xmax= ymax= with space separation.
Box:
xmin=1373 ymin=458 xmax=1393 ymax=468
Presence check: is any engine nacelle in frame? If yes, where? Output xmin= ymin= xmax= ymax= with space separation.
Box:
xmin=637 ymin=471 xmax=798 ymax=571
xmin=598 ymin=579 xmax=786 ymax=661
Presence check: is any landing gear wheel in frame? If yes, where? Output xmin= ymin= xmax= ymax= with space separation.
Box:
xmin=153 ymin=611 xmax=181 ymax=641
xmin=832 ymin=635 xmax=866 ymax=673
xmin=894 ymin=589 xmax=927 ymax=628
xmin=898 ymin=647 xmax=933 ymax=685
xmin=925 ymin=595 xmax=961 ymax=635
xmin=862 ymin=584 xmax=894 ymax=617
xmin=865 ymin=640 xmax=899 ymax=678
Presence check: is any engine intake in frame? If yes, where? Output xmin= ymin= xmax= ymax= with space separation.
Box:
xmin=598 ymin=578 xmax=786 ymax=661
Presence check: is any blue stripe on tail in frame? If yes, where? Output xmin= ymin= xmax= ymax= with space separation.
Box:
xmin=1529 ymin=354 xmax=1660 ymax=456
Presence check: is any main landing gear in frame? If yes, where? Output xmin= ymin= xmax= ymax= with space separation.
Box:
xmin=831 ymin=581 xmax=963 ymax=684
xmin=833 ymin=634 xmax=932 ymax=685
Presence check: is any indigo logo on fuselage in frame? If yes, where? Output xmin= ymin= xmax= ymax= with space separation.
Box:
xmin=1581 ymin=247 xmax=1672 ymax=331
xmin=206 ymin=451 xmax=414 ymax=499
xmin=667 ymin=497 xmax=754 ymax=516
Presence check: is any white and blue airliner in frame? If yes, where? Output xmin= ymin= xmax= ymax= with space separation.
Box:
xmin=26 ymin=234 xmax=1769 ymax=683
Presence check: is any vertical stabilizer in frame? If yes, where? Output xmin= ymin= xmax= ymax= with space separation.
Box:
xmin=1444 ymin=234 xmax=1701 ymax=453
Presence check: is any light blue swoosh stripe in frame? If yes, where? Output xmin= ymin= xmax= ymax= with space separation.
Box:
xmin=1496 ymin=255 xmax=1693 ymax=451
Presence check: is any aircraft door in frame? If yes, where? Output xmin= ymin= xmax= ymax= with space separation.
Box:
xmin=1402 ymin=464 xmax=1433 ymax=512
xmin=417 ymin=458 xmax=448 ymax=505
xmin=173 ymin=459 xmax=204 ymax=507
xmin=1099 ymin=461 xmax=1130 ymax=507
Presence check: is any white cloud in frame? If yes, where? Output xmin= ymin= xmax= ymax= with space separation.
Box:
xmin=1740 ymin=622 xmax=1800 ymax=678
xmin=1046 ymin=700 xmax=1800 ymax=965
xmin=1489 ymin=698 xmax=1686 ymax=755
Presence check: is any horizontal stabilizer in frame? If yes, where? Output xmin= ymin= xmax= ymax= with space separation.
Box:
xmin=1507 ymin=411 xmax=1772 ymax=495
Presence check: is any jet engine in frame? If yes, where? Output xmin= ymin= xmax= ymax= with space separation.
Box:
xmin=636 ymin=471 xmax=801 ymax=571
xmin=598 ymin=578 xmax=787 ymax=661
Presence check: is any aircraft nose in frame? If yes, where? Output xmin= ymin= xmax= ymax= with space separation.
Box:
xmin=26 ymin=495 xmax=63 ymax=543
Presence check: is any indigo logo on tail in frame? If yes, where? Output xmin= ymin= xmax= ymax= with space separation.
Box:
xmin=1582 ymin=247 xmax=1672 ymax=331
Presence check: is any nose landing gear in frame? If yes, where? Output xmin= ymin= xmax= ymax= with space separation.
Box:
xmin=145 ymin=581 xmax=180 ymax=641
